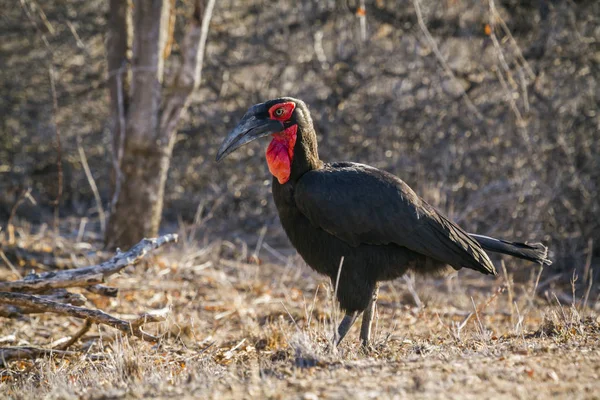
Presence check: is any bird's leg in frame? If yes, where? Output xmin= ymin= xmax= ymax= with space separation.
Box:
xmin=335 ymin=311 xmax=359 ymax=346
xmin=360 ymin=283 xmax=380 ymax=347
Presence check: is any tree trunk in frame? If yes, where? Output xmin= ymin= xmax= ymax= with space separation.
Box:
xmin=105 ymin=0 xmax=215 ymax=249
xmin=105 ymin=0 xmax=169 ymax=248
xmin=106 ymin=142 xmax=173 ymax=248
xmin=106 ymin=0 xmax=129 ymax=162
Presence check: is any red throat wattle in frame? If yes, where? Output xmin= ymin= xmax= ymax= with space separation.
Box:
xmin=266 ymin=125 xmax=297 ymax=184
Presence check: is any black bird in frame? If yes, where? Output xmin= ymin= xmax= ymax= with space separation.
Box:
xmin=216 ymin=97 xmax=551 ymax=346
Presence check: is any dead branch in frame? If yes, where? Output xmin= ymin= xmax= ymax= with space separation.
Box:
xmin=48 ymin=65 xmax=63 ymax=233
xmin=0 ymin=344 xmax=111 ymax=366
xmin=411 ymin=0 xmax=484 ymax=122
xmin=54 ymin=319 xmax=93 ymax=350
xmin=0 ymin=289 xmax=87 ymax=317
xmin=6 ymin=187 xmax=35 ymax=245
xmin=86 ymin=284 xmax=119 ymax=297
xmin=77 ymin=134 xmax=106 ymax=235
xmin=0 ymin=272 xmax=104 ymax=294
xmin=0 ymin=234 xmax=178 ymax=293
xmin=0 ymin=292 xmax=165 ymax=342
xmin=0 ymin=250 xmax=21 ymax=280
xmin=0 ymin=346 xmax=76 ymax=366
xmin=0 ymin=234 xmax=177 ymax=364
xmin=488 ymin=0 xmax=535 ymax=80
xmin=159 ymin=0 xmax=216 ymax=137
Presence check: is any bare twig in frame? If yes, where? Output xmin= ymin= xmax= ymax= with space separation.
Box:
xmin=529 ymin=264 xmax=544 ymax=303
xmin=0 ymin=250 xmax=22 ymax=280
xmin=0 ymin=292 xmax=164 ymax=342
xmin=54 ymin=319 xmax=93 ymax=350
xmin=513 ymin=301 xmax=525 ymax=337
xmin=501 ymin=260 xmax=515 ymax=324
xmin=517 ymin=66 xmax=530 ymax=114
xmin=18 ymin=0 xmax=52 ymax=50
xmin=28 ymin=0 xmax=55 ymax=34
xmin=48 ymin=65 xmax=63 ymax=234
xmin=488 ymin=0 xmax=535 ymax=80
xmin=222 ymin=338 xmax=246 ymax=361
xmin=162 ymin=0 xmax=177 ymax=60
xmin=333 ymin=256 xmax=344 ymax=309
xmin=412 ymin=0 xmax=484 ymax=122
xmin=7 ymin=188 xmax=32 ymax=230
xmin=280 ymin=301 xmax=301 ymax=332
xmin=109 ymin=65 xmax=127 ymax=218
xmin=305 ymin=284 xmax=320 ymax=327
xmin=487 ymin=0 xmax=536 ymax=143
xmin=471 ymin=297 xmax=487 ymax=338
xmin=77 ymin=217 xmax=88 ymax=242
xmin=250 ymin=225 xmax=267 ymax=263
xmin=159 ymin=0 xmax=216 ymax=138
xmin=357 ymin=0 xmax=367 ymax=42
xmin=77 ymin=134 xmax=106 ymax=235
xmin=488 ymin=22 xmax=526 ymax=127
xmin=0 ymin=234 xmax=178 ymax=293
xmin=66 ymin=20 xmax=86 ymax=51
xmin=332 ymin=256 xmax=345 ymax=344
xmin=262 ymin=242 xmax=291 ymax=265
xmin=450 ymin=312 xmax=473 ymax=342
xmin=583 ymin=238 xmax=593 ymax=286
xmin=6 ymin=187 xmax=35 ymax=245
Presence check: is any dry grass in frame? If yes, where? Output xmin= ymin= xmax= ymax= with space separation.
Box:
xmin=1 ymin=228 xmax=598 ymax=399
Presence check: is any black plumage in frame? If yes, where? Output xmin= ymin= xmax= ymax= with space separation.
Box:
xmin=217 ymin=97 xmax=551 ymax=346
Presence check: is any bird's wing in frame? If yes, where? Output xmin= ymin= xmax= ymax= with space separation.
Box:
xmin=294 ymin=163 xmax=496 ymax=275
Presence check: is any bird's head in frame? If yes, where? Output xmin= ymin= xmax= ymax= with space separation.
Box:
xmin=217 ymin=97 xmax=316 ymax=184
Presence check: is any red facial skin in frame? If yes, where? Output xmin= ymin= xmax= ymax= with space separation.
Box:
xmin=265 ymin=102 xmax=297 ymax=184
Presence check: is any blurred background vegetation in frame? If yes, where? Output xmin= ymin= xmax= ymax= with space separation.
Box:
xmin=1 ymin=0 xmax=598 ymax=281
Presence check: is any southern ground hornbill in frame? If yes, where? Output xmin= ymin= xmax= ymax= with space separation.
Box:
xmin=216 ymin=97 xmax=551 ymax=346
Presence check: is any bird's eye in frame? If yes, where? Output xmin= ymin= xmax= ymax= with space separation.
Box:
xmin=268 ymin=102 xmax=295 ymax=120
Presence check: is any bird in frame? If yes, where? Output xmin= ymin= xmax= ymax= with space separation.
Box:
xmin=216 ymin=97 xmax=551 ymax=347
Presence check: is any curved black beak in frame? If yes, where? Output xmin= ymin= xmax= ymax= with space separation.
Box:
xmin=216 ymin=116 xmax=284 ymax=161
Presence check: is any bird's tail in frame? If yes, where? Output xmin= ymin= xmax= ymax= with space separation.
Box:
xmin=469 ymin=233 xmax=552 ymax=265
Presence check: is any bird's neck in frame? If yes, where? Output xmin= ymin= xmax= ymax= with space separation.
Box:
xmin=289 ymin=120 xmax=321 ymax=182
